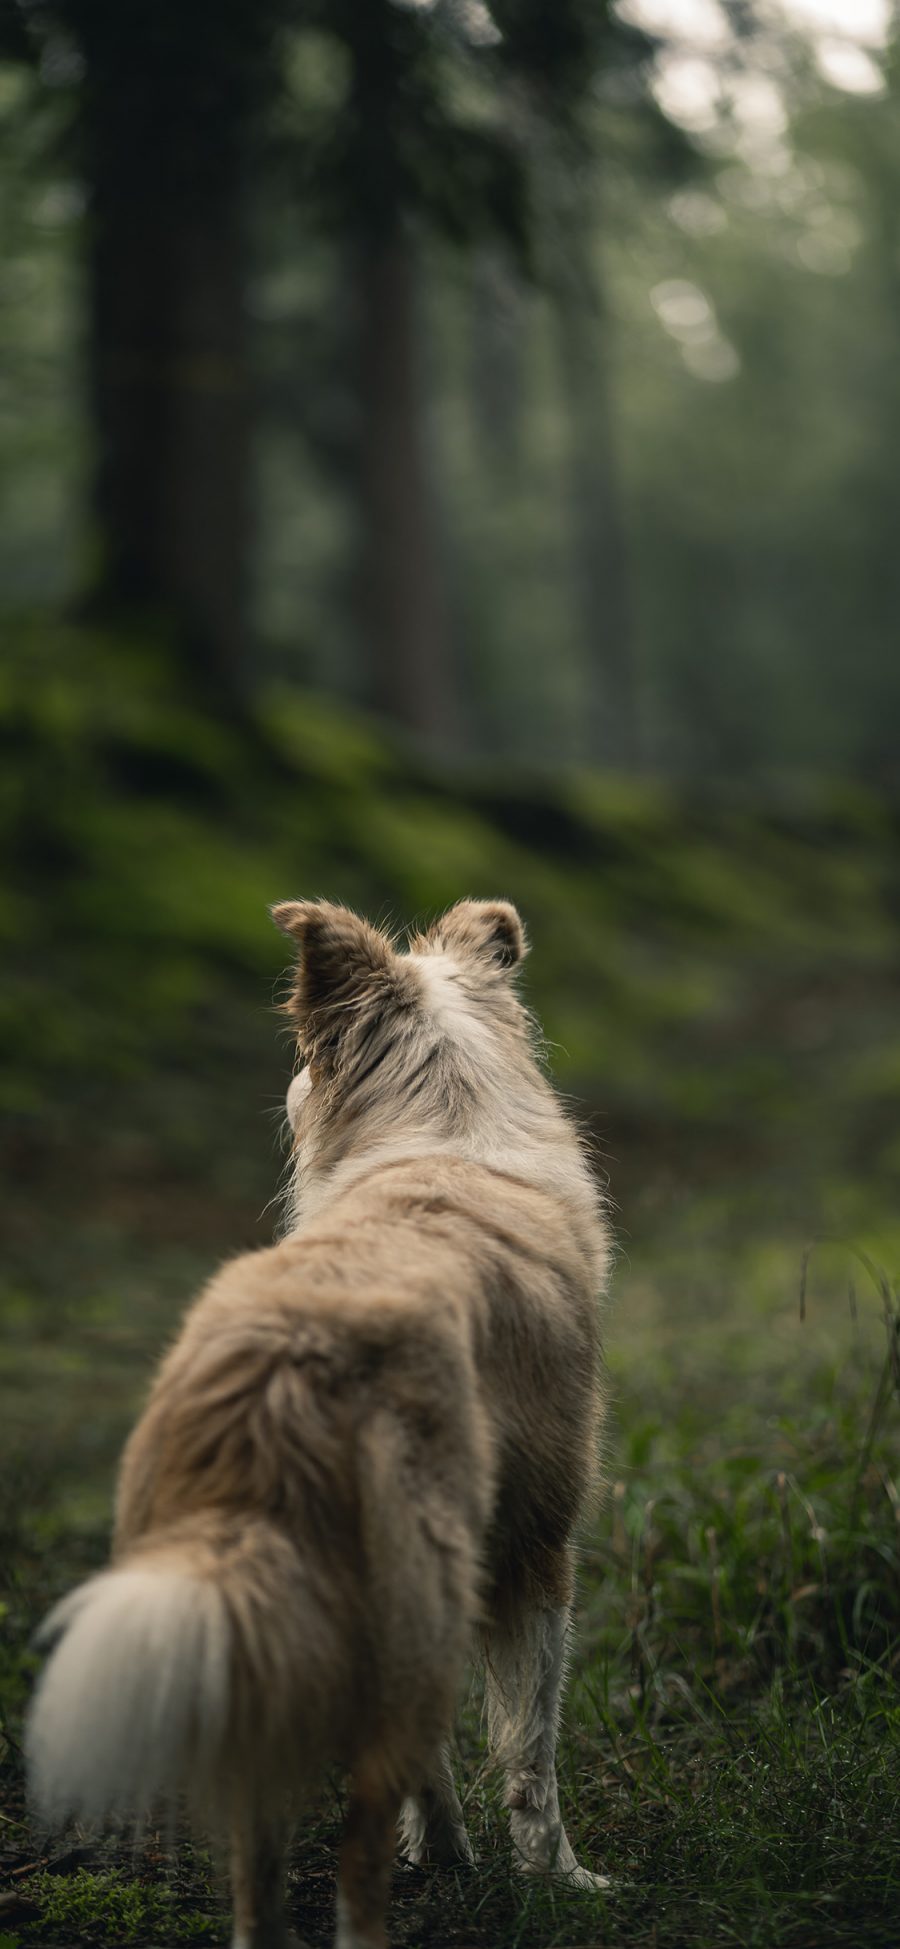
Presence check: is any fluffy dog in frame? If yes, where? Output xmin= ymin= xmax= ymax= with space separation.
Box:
xmin=27 ymin=899 xmax=611 ymax=1948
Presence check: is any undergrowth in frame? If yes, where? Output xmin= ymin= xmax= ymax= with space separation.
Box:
xmin=1 ymin=623 xmax=898 ymax=1940
xmin=14 ymin=1870 xmax=216 ymax=1943
xmin=1 ymin=1252 xmax=897 ymax=1946
xmin=4 ymin=618 xmax=900 ymax=1253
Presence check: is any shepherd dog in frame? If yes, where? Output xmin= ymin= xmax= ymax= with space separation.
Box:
xmin=27 ymin=898 xmax=611 ymax=1948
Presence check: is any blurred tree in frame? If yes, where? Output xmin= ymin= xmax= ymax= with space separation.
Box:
xmin=6 ymin=0 xmax=280 ymax=705
xmin=2 ymin=0 xmax=674 ymax=751
xmin=793 ymin=34 xmax=900 ymax=783
xmin=0 ymin=0 xmax=31 ymax=63
xmin=11 ymin=0 xmax=899 ymax=782
xmin=72 ymin=0 xmax=281 ymax=704
xmin=287 ymin=0 xmax=535 ymax=744
xmin=330 ymin=0 xmax=457 ymax=743
xmin=280 ymin=0 xmax=666 ymax=753
xmin=493 ymin=0 xmax=662 ymax=769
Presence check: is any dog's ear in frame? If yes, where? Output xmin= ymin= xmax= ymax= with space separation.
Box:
xmin=427 ymin=899 xmax=528 ymax=971
xmin=271 ymin=901 xmax=397 ymax=1044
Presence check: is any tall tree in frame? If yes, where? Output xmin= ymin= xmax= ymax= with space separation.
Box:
xmin=30 ymin=0 xmax=279 ymax=704
xmin=493 ymin=0 xmax=663 ymax=769
xmin=338 ymin=0 xmax=454 ymax=742
xmin=290 ymin=0 xmax=534 ymax=746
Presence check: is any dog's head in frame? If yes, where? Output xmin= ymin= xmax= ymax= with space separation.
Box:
xmin=272 ymin=897 xmax=530 ymax=1096
xmin=271 ymin=898 xmax=542 ymax=1215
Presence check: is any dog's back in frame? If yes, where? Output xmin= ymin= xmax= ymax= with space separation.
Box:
xmin=109 ymin=1155 xmax=600 ymax=1788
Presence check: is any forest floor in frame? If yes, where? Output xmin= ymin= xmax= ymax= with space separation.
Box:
xmin=2 ymin=634 xmax=899 ymax=1943
xmin=1 ymin=1149 xmax=898 ymax=1949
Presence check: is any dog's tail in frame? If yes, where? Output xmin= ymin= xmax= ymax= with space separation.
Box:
xmin=26 ymin=1514 xmax=333 ymax=1829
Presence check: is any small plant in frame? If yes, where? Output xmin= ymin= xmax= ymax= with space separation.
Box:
xmin=18 ymin=1870 xmax=217 ymax=1945
xmin=2 ymin=1245 xmax=897 ymax=1944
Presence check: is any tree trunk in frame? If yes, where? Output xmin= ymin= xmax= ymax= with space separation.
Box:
xmin=336 ymin=0 xmax=454 ymax=744
xmin=557 ymin=287 xmax=639 ymax=770
xmin=356 ymin=228 xmax=453 ymax=743
xmin=75 ymin=4 xmax=256 ymax=705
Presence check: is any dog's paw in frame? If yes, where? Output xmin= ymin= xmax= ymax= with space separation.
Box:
xmin=399 ymin=1798 xmax=475 ymax=1871
xmin=514 ymin=1853 xmax=611 ymax=1893
xmin=400 ymin=1831 xmax=475 ymax=1871
xmin=555 ymin=1863 xmax=611 ymax=1893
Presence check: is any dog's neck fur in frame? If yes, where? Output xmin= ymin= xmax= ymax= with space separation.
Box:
xmin=283 ymin=948 xmax=600 ymax=1235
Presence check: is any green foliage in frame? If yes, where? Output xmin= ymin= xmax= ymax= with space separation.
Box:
xmin=18 ymin=1869 xmax=216 ymax=1943
xmin=2 ymin=1258 xmax=897 ymax=1947
xmin=4 ymin=6 xmax=900 ymax=776
xmin=1 ymin=634 xmax=897 ymax=1949
xmin=3 ymin=618 xmax=900 ymax=1249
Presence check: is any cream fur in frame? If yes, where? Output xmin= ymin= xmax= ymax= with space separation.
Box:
xmin=29 ymin=1564 xmax=228 ymax=1825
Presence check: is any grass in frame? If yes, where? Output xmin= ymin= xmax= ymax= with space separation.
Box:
xmin=5 ymin=617 xmax=900 ymax=1263
xmin=11 ymin=1870 xmax=217 ymax=1943
xmin=1 ymin=1216 xmax=897 ymax=1947
xmin=1 ymin=624 xmax=899 ymax=1940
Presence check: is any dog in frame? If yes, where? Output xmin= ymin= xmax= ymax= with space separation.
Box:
xmin=27 ymin=898 xmax=611 ymax=1948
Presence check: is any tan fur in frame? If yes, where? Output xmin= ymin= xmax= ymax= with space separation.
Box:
xmin=28 ymin=900 xmax=611 ymax=1948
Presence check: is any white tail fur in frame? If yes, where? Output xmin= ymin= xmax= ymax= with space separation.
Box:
xmin=27 ymin=1561 xmax=230 ymax=1827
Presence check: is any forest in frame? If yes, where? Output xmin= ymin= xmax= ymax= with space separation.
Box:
xmin=1 ymin=2 xmax=899 ymax=1945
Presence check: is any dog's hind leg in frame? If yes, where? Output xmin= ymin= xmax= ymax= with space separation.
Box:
xmin=335 ymin=1767 xmax=402 ymax=1949
xmin=399 ymin=1743 xmax=474 ymax=1868
xmin=484 ymin=1598 xmax=609 ymax=1891
xmin=231 ymin=1804 xmax=298 ymax=1949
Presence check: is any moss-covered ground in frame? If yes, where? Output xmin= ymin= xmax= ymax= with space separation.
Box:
xmin=1 ymin=622 xmax=898 ymax=1945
